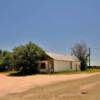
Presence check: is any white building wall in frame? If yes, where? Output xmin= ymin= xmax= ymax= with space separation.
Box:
xmin=72 ymin=62 xmax=80 ymax=71
xmin=54 ymin=60 xmax=71 ymax=72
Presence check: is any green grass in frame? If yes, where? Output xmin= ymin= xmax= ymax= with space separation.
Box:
xmin=52 ymin=68 xmax=100 ymax=75
xmin=0 ymin=68 xmax=100 ymax=76
xmin=0 ymin=70 xmax=18 ymax=75
xmin=83 ymin=68 xmax=100 ymax=73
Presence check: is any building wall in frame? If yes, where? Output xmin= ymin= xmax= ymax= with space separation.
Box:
xmin=39 ymin=59 xmax=80 ymax=73
xmin=72 ymin=62 xmax=80 ymax=71
xmin=53 ymin=60 xmax=80 ymax=72
xmin=54 ymin=60 xmax=71 ymax=72
xmin=48 ymin=59 xmax=54 ymax=73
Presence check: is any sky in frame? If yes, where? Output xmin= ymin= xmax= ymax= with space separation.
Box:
xmin=0 ymin=0 xmax=100 ymax=65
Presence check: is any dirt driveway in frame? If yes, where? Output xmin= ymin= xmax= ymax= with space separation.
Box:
xmin=0 ymin=72 xmax=100 ymax=97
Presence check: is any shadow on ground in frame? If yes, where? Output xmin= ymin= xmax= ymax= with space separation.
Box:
xmin=8 ymin=71 xmax=37 ymax=77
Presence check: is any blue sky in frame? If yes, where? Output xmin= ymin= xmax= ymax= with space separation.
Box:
xmin=0 ymin=0 xmax=100 ymax=65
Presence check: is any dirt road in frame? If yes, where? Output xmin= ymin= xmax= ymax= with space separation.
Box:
xmin=0 ymin=73 xmax=100 ymax=100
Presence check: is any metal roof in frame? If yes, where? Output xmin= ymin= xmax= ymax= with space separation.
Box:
xmin=46 ymin=52 xmax=80 ymax=62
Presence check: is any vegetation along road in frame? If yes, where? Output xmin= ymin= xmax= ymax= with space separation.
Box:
xmin=0 ymin=72 xmax=100 ymax=100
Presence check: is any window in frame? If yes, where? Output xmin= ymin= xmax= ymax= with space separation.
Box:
xmin=40 ymin=63 xmax=46 ymax=69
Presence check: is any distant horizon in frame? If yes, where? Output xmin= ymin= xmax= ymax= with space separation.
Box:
xmin=0 ymin=40 xmax=99 ymax=66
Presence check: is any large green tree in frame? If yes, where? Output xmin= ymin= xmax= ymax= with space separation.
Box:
xmin=12 ymin=41 xmax=47 ymax=74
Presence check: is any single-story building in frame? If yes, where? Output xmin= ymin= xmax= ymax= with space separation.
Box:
xmin=39 ymin=52 xmax=80 ymax=73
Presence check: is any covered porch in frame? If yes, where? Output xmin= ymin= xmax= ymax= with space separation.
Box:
xmin=38 ymin=60 xmax=54 ymax=73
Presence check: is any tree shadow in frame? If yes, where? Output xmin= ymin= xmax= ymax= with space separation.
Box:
xmin=8 ymin=71 xmax=37 ymax=77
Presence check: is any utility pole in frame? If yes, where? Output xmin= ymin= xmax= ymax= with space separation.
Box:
xmin=89 ymin=48 xmax=91 ymax=67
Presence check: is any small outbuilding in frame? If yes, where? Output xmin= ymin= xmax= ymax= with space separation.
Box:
xmin=39 ymin=52 xmax=80 ymax=73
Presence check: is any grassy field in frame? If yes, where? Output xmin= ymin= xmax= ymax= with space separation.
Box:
xmin=1 ymin=68 xmax=100 ymax=76
xmin=52 ymin=68 xmax=100 ymax=75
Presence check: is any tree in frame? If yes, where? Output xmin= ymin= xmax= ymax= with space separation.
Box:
xmin=71 ymin=42 xmax=89 ymax=71
xmin=0 ymin=50 xmax=11 ymax=71
xmin=12 ymin=41 xmax=47 ymax=74
xmin=2 ymin=51 xmax=11 ymax=66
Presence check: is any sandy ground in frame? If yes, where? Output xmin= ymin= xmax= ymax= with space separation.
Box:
xmin=0 ymin=72 xmax=100 ymax=98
